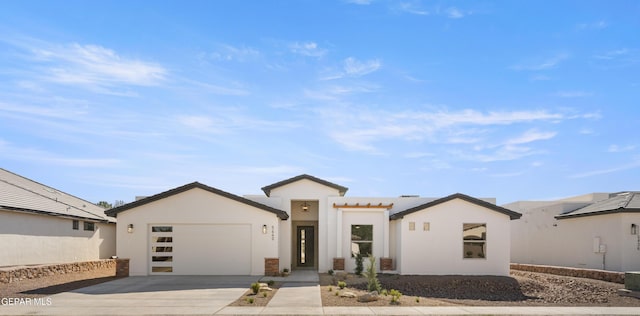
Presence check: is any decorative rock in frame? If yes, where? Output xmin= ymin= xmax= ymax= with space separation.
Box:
xmin=340 ymin=291 xmax=357 ymax=298
xmin=259 ymin=287 xmax=273 ymax=292
xmin=357 ymin=291 xmax=379 ymax=302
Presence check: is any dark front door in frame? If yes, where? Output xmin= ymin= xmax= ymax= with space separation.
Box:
xmin=296 ymin=226 xmax=315 ymax=268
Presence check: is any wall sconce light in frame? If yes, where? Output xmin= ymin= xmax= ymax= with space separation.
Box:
xmin=127 ymin=224 xmax=134 ymax=233
xmin=262 ymin=225 xmax=268 ymax=234
xmin=632 ymin=224 xmax=637 ymax=235
xmin=301 ymin=201 xmax=310 ymax=212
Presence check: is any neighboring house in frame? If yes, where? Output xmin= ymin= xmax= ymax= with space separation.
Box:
xmin=0 ymin=168 xmax=116 ymax=267
xmin=106 ymin=174 xmax=520 ymax=276
xmin=507 ymin=192 xmax=640 ymax=272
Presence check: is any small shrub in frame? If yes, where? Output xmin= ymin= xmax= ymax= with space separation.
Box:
xmin=262 ymin=292 xmax=267 ymax=298
xmin=364 ymin=256 xmax=382 ymax=293
xmin=328 ymin=286 xmax=333 ymax=292
xmin=355 ymin=253 xmax=364 ymax=276
xmin=266 ymin=280 xmax=275 ymax=286
xmin=328 ymin=269 xmax=334 ymax=275
xmin=389 ymin=289 xmax=402 ymax=304
xmin=337 ymin=281 xmax=347 ymax=289
xmin=250 ymin=282 xmax=261 ymax=295
xmin=246 ymin=297 xmax=254 ymax=304
xmin=380 ymin=289 xmax=388 ymax=296
xmin=335 ymin=291 xmax=340 ymax=296
xmin=283 ymin=268 xmax=289 ymax=273
xmin=415 ymin=297 xmax=420 ymax=303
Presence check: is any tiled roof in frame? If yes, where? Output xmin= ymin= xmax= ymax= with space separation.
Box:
xmin=261 ymin=174 xmax=348 ymax=197
xmin=105 ymin=182 xmax=289 ymax=220
xmin=0 ymin=168 xmax=114 ymax=222
xmin=556 ymin=192 xmax=640 ymax=219
xmin=389 ymin=193 xmax=522 ymax=220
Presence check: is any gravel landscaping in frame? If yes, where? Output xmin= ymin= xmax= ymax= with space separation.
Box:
xmin=228 ymin=281 xmax=281 ymax=307
xmin=320 ymin=270 xmax=640 ymax=307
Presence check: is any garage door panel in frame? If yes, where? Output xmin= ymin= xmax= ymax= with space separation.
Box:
xmin=150 ymin=224 xmax=251 ymax=275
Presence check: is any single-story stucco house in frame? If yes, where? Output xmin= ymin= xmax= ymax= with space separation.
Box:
xmin=507 ymin=192 xmax=640 ymax=272
xmin=105 ymin=174 xmax=521 ymax=276
xmin=0 ymin=168 xmax=116 ymax=267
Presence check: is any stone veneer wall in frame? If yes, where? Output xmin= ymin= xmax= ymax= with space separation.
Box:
xmin=333 ymin=258 xmax=345 ymax=271
xmin=511 ymin=263 xmax=624 ymax=284
xmin=380 ymin=258 xmax=393 ymax=271
xmin=0 ymin=259 xmax=118 ymax=284
xmin=264 ymin=258 xmax=280 ymax=276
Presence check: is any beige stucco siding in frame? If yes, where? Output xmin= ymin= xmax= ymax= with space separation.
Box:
xmin=397 ymin=199 xmax=512 ymax=275
xmin=115 ymin=187 xmax=280 ymax=276
xmin=0 ymin=210 xmax=115 ymax=266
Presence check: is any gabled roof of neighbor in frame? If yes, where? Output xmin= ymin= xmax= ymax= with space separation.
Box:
xmin=389 ymin=193 xmax=522 ymax=220
xmin=105 ymin=182 xmax=289 ymax=220
xmin=0 ymin=168 xmax=114 ymax=223
xmin=556 ymin=191 xmax=640 ymax=219
xmin=261 ymin=174 xmax=348 ymax=197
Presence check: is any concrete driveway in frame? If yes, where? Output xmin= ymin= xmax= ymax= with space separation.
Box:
xmin=0 ymin=276 xmax=260 ymax=316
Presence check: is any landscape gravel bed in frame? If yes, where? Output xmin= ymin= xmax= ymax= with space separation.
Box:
xmin=320 ymin=270 xmax=640 ymax=306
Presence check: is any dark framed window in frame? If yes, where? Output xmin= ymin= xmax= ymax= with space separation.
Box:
xmin=351 ymin=225 xmax=373 ymax=257
xmin=151 ymin=226 xmax=173 ymax=232
xmin=463 ymin=223 xmax=486 ymax=259
xmin=83 ymin=221 xmax=95 ymax=231
xmin=72 ymin=220 xmax=79 ymax=230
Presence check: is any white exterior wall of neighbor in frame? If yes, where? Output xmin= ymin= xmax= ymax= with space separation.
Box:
xmin=0 ymin=210 xmax=115 ymax=266
xmin=508 ymin=193 xmax=640 ymax=272
xmin=397 ymin=199 xmax=512 ymax=276
xmin=115 ymin=187 xmax=280 ymax=276
xmin=254 ymin=179 xmax=341 ymax=273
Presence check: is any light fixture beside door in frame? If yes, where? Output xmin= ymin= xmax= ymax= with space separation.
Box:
xmin=301 ymin=201 xmax=310 ymax=212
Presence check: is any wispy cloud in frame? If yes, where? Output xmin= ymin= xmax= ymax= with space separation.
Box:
xmin=344 ymin=57 xmax=381 ymax=76
xmin=569 ymin=160 xmax=640 ymax=178
xmin=33 ymin=43 xmax=166 ymax=87
xmin=207 ymin=44 xmax=260 ymax=62
xmin=346 ymin=0 xmax=372 ymax=4
xmin=577 ymin=20 xmax=607 ymax=30
xmin=553 ymin=90 xmax=593 ymax=98
xmin=290 ymin=41 xmax=327 ymax=58
xmin=446 ymin=7 xmax=465 ymax=19
xmin=511 ymin=53 xmax=569 ymax=71
xmin=0 ymin=140 xmax=122 ymax=167
xmin=320 ymin=57 xmax=382 ymax=80
xmin=318 ymin=107 xmax=578 ymax=155
xmin=608 ymin=144 xmax=636 ymax=153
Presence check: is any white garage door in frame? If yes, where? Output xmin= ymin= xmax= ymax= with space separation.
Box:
xmin=149 ymin=224 xmax=251 ymax=275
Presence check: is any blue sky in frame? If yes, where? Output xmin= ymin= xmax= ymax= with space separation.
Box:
xmin=1 ymin=1 xmax=639 ymax=205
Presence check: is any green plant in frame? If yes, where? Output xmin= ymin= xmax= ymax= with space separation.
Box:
xmin=250 ymin=282 xmax=261 ymax=295
xmin=335 ymin=291 xmax=339 ymax=296
xmin=246 ymin=297 xmax=254 ymax=304
xmin=389 ymin=289 xmax=402 ymax=304
xmin=337 ymin=281 xmax=346 ymax=289
xmin=415 ymin=297 xmax=420 ymax=303
xmin=364 ymin=256 xmax=382 ymax=293
xmin=355 ymin=253 xmax=364 ymax=276
xmin=381 ymin=289 xmax=388 ymax=296
xmin=266 ymin=280 xmax=275 ymax=286
xmin=283 ymin=268 xmax=289 ymax=273
xmin=328 ymin=269 xmax=334 ymax=275
xmin=328 ymin=286 xmax=333 ymax=292
xmin=262 ymin=291 xmax=267 ymax=298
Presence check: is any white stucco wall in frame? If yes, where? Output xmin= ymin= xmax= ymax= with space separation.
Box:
xmin=338 ymin=209 xmax=387 ymax=273
xmin=510 ymin=203 xmax=640 ymax=271
xmin=0 ymin=210 xmax=116 ymax=266
xmin=266 ymin=179 xmax=342 ymax=273
xmin=396 ymin=199 xmax=512 ymax=276
xmin=115 ymin=187 xmax=280 ymax=276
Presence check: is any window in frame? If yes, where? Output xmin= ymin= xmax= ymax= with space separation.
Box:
xmin=408 ymin=222 xmax=415 ymax=231
xmin=83 ymin=221 xmax=95 ymax=231
xmin=351 ymin=225 xmax=373 ymax=257
xmin=463 ymin=223 xmax=486 ymax=259
xmin=152 ymin=237 xmax=173 ymax=243
xmin=72 ymin=220 xmax=79 ymax=230
xmin=151 ymin=226 xmax=173 ymax=232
